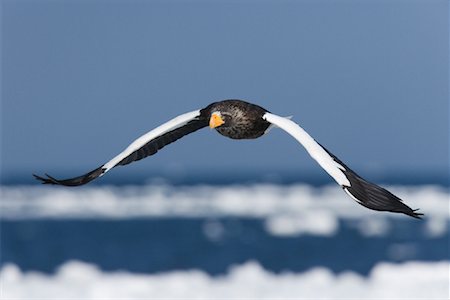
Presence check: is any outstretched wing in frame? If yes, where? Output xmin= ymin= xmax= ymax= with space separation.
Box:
xmin=34 ymin=109 xmax=208 ymax=186
xmin=263 ymin=112 xmax=423 ymax=219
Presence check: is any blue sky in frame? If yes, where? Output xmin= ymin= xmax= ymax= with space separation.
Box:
xmin=2 ymin=0 xmax=448 ymax=183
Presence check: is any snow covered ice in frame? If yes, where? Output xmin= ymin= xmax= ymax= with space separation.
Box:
xmin=1 ymin=260 xmax=448 ymax=299
xmin=1 ymin=183 xmax=448 ymax=299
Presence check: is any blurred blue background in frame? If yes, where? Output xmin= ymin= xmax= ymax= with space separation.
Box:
xmin=2 ymin=0 xmax=448 ymax=184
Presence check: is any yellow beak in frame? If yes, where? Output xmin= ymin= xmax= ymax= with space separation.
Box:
xmin=209 ymin=113 xmax=225 ymax=128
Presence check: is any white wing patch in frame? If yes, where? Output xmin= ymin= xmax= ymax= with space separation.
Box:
xmin=263 ymin=112 xmax=350 ymax=187
xmin=102 ymin=109 xmax=201 ymax=173
xmin=264 ymin=115 xmax=293 ymax=135
xmin=344 ymin=188 xmax=363 ymax=204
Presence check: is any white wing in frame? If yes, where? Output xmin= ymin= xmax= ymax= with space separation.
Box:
xmin=263 ymin=112 xmax=422 ymax=219
xmin=34 ymin=109 xmax=204 ymax=186
xmin=102 ymin=109 xmax=201 ymax=172
xmin=263 ymin=112 xmax=350 ymax=186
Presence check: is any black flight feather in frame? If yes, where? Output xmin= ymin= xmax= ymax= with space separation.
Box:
xmin=33 ymin=167 xmax=106 ymax=186
xmin=117 ymin=118 xmax=208 ymax=166
xmin=320 ymin=144 xmax=423 ymax=219
xmin=33 ymin=116 xmax=208 ymax=186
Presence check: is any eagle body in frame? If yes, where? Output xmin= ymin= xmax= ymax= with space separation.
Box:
xmin=204 ymin=100 xmax=270 ymax=139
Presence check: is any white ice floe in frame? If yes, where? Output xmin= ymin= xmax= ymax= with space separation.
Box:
xmin=264 ymin=210 xmax=338 ymax=236
xmin=1 ymin=184 xmax=448 ymax=237
xmin=1 ymin=260 xmax=448 ymax=299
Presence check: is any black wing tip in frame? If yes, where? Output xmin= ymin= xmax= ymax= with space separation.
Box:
xmin=409 ymin=209 xmax=424 ymax=220
xmin=342 ymin=182 xmax=424 ymax=220
xmin=32 ymin=173 xmax=72 ymax=186
xmin=32 ymin=167 xmax=106 ymax=187
xmin=33 ymin=173 xmax=58 ymax=185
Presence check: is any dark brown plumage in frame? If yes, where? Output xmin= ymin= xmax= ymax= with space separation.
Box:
xmin=203 ymin=100 xmax=270 ymax=139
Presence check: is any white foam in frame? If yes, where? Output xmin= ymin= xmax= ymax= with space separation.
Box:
xmin=1 ymin=184 xmax=448 ymax=237
xmin=1 ymin=260 xmax=448 ymax=299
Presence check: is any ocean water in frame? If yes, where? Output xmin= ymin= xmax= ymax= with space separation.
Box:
xmin=1 ymin=178 xmax=449 ymax=299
